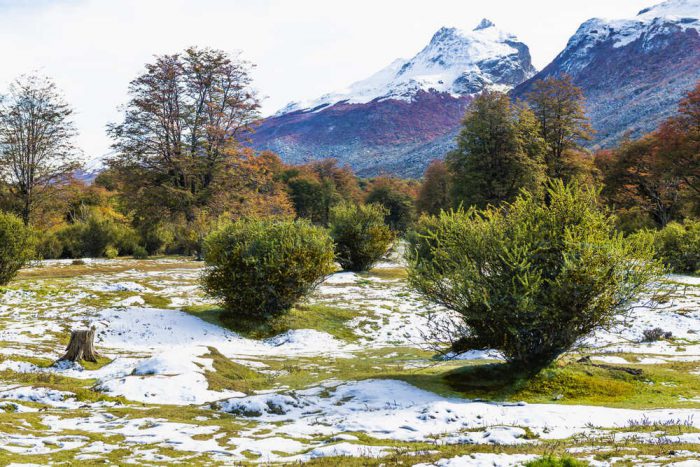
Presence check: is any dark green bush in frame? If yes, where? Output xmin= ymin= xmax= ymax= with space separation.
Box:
xmin=202 ymin=217 xmax=335 ymax=320
xmin=35 ymin=231 xmax=63 ymax=260
xmin=408 ymin=181 xmax=662 ymax=373
xmin=140 ymin=222 xmax=175 ymax=255
xmin=0 ymin=211 xmax=35 ymax=285
xmin=365 ymin=185 xmax=415 ymax=233
xmin=132 ymin=245 xmax=149 ymax=259
xmin=653 ymin=220 xmax=700 ymax=273
xmin=329 ymin=203 xmax=395 ymax=272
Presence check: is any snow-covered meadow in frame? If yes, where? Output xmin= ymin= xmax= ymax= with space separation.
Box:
xmin=0 ymin=254 xmax=699 ymax=465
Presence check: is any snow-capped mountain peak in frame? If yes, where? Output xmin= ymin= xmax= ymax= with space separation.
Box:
xmin=474 ymin=18 xmax=496 ymax=31
xmin=560 ymin=0 xmax=699 ymax=74
xmin=276 ymin=20 xmax=536 ymax=115
xmin=637 ymin=0 xmax=700 ymax=21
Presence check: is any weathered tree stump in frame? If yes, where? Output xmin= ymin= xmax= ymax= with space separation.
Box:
xmin=58 ymin=327 xmax=99 ymax=362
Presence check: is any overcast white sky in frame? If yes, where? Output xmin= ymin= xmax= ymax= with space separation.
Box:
xmin=0 ymin=0 xmax=653 ymax=160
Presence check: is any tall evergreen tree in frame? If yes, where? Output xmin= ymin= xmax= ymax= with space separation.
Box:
xmin=446 ymin=91 xmax=546 ymax=209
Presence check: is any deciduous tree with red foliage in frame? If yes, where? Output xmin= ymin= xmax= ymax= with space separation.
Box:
xmin=655 ymin=82 xmax=700 ymax=198
xmin=596 ymin=137 xmax=684 ymax=228
xmin=596 ymin=81 xmax=700 ymax=228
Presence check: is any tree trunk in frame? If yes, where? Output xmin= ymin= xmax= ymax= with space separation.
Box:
xmin=58 ymin=327 xmax=99 ymax=362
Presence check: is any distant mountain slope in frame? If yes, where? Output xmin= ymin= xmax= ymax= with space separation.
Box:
xmin=512 ymin=0 xmax=700 ymax=149
xmin=251 ymin=20 xmax=537 ymax=177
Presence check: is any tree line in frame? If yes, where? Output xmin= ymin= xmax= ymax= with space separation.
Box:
xmin=0 ymin=46 xmax=697 ymax=266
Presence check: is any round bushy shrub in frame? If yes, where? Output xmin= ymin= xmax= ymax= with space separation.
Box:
xmin=202 ymin=217 xmax=335 ymax=319
xmin=132 ymin=245 xmax=149 ymax=259
xmin=329 ymin=203 xmax=395 ymax=272
xmin=653 ymin=220 xmax=700 ymax=273
xmin=104 ymin=245 xmax=119 ymax=259
xmin=408 ymin=181 xmax=662 ymax=373
xmin=0 ymin=211 xmax=35 ymax=285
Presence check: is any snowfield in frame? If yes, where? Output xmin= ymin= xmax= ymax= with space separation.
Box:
xmin=0 ymin=255 xmax=698 ymax=465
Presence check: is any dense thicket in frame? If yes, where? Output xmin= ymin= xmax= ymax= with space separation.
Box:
xmin=652 ymin=220 xmax=700 ymax=273
xmin=596 ymin=83 xmax=700 ymax=229
xmin=408 ymin=181 xmax=661 ymax=372
xmin=280 ymin=159 xmax=361 ymax=226
xmin=363 ymin=177 xmax=417 ymax=232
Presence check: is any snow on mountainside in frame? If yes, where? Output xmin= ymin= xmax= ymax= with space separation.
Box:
xmin=513 ymin=0 xmax=700 ymax=148
xmin=253 ymin=20 xmax=536 ymax=177
xmin=559 ymin=0 xmax=699 ymax=74
xmin=278 ymin=19 xmax=535 ymax=115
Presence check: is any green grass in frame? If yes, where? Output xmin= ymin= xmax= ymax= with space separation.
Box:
xmin=202 ymin=347 xmax=269 ymax=394
xmin=0 ymin=369 xmax=125 ymax=405
xmin=525 ymin=455 xmax=589 ymax=467
xmin=183 ymin=303 xmax=362 ymax=342
xmin=363 ymin=267 xmax=408 ymax=280
xmin=16 ymin=256 xmax=201 ymax=281
xmin=394 ymin=359 xmax=700 ymax=409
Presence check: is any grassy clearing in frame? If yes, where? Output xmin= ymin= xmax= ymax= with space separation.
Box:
xmin=395 ymin=359 xmax=700 ymax=410
xmin=16 ymin=257 xmax=201 ymax=281
xmin=183 ymin=303 xmax=362 ymax=342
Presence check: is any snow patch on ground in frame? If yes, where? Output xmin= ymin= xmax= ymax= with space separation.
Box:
xmin=217 ymin=379 xmax=700 ymax=444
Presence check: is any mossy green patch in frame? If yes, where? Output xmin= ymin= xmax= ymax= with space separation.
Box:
xmin=202 ymin=347 xmax=269 ymax=394
xmin=183 ymin=303 xmax=361 ymax=342
xmin=365 ymin=267 xmax=408 ymax=281
xmin=395 ymin=360 xmax=700 ymax=409
xmin=525 ymin=455 xmax=589 ymax=467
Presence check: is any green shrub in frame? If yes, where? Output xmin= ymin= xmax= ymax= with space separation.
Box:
xmin=104 ymin=245 xmax=119 ymax=259
xmin=653 ymin=220 xmax=700 ymax=273
xmin=365 ymin=184 xmax=415 ymax=233
xmin=408 ymin=181 xmax=662 ymax=373
xmin=140 ymin=222 xmax=175 ymax=255
xmin=132 ymin=245 xmax=148 ymax=259
xmin=35 ymin=231 xmax=63 ymax=259
xmin=202 ymin=217 xmax=335 ymax=320
xmin=525 ymin=456 xmax=588 ymax=467
xmin=57 ymin=212 xmax=138 ymax=258
xmin=0 ymin=211 xmax=35 ymax=285
xmin=329 ymin=203 xmax=395 ymax=272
